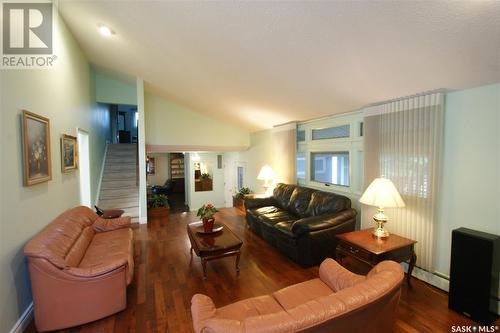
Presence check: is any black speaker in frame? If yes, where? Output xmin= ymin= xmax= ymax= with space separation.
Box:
xmin=448 ymin=227 xmax=500 ymax=324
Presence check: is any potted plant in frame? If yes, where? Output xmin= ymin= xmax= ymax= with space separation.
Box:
xmin=200 ymin=173 xmax=213 ymax=191
xmin=197 ymin=203 xmax=218 ymax=232
xmin=147 ymin=194 xmax=170 ymax=218
xmin=233 ymin=187 xmax=251 ymax=211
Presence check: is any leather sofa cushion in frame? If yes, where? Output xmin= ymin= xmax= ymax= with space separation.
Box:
xmin=305 ymin=191 xmax=351 ymax=217
xmin=273 ymin=221 xmax=295 ymax=238
xmin=79 ymin=228 xmax=134 ymax=284
xmin=258 ymin=211 xmax=298 ymax=227
xmin=247 ymin=206 xmax=281 ymax=219
xmin=288 ymin=187 xmax=314 ymax=218
xmin=216 ymin=295 xmax=283 ymax=322
xmin=24 ymin=206 xmax=99 ymax=268
xmin=273 ymin=278 xmax=332 ymax=311
xmin=272 ymin=183 xmax=296 ymax=210
xmin=65 ymin=226 xmax=95 ymax=267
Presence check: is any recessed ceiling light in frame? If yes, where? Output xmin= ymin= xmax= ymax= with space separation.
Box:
xmin=98 ymin=25 xmax=114 ymax=37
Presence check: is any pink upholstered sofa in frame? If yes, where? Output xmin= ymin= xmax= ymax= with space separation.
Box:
xmin=191 ymin=259 xmax=404 ymax=333
xmin=24 ymin=206 xmax=134 ymax=332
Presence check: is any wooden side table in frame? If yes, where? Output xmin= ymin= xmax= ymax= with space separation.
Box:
xmin=335 ymin=229 xmax=417 ymax=286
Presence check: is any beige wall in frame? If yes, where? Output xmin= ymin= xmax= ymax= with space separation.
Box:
xmin=144 ymin=92 xmax=250 ymax=149
xmin=147 ymin=153 xmax=169 ymax=186
xmin=0 ymin=14 xmax=106 ymax=332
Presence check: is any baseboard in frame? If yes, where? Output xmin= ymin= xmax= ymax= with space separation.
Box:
xmin=139 ymin=216 xmax=147 ymax=224
xmin=95 ymin=143 xmax=108 ymax=206
xmin=9 ymin=302 xmax=33 ymax=333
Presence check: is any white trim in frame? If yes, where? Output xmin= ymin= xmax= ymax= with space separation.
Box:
xmin=139 ymin=216 xmax=148 ymax=224
xmin=9 ymin=302 xmax=33 ymax=333
xmin=95 ymin=143 xmax=108 ymax=206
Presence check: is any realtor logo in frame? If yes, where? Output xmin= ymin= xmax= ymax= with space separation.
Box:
xmin=2 ymin=2 xmax=56 ymax=68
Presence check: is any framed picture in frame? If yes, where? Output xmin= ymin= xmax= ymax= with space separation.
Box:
xmin=146 ymin=157 xmax=155 ymax=175
xmin=61 ymin=134 xmax=78 ymax=172
xmin=22 ymin=110 xmax=52 ymax=186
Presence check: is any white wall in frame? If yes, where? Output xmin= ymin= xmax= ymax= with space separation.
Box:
xmin=435 ymin=83 xmax=500 ymax=281
xmin=0 ymin=14 xmax=106 ymax=333
xmin=224 ymin=129 xmax=274 ymax=196
xmin=186 ymin=153 xmax=225 ymax=211
xmin=144 ymin=93 xmax=250 ymax=149
xmin=147 ymin=153 xmax=169 ymax=185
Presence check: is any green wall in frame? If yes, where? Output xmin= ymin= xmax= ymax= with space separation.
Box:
xmin=95 ymin=71 xmax=137 ymax=105
xmin=0 ymin=12 xmax=108 ymax=332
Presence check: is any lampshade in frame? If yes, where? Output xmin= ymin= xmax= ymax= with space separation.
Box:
xmin=257 ymin=165 xmax=274 ymax=181
xmin=359 ymin=178 xmax=405 ymax=208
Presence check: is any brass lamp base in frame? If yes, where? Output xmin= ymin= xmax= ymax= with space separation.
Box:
xmin=372 ymin=207 xmax=389 ymax=238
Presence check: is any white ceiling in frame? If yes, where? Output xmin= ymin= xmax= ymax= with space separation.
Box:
xmin=59 ymin=1 xmax=500 ymax=131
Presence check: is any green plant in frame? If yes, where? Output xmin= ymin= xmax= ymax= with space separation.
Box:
xmin=235 ymin=187 xmax=251 ymax=199
xmin=200 ymin=173 xmax=211 ymax=180
xmin=148 ymin=194 xmax=169 ymax=208
xmin=197 ymin=203 xmax=218 ymax=219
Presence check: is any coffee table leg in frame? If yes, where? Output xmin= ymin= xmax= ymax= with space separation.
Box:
xmin=202 ymin=258 xmax=207 ymax=280
xmin=235 ymin=251 xmax=241 ymax=275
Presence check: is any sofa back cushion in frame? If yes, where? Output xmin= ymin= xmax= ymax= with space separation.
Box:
xmin=288 ymin=187 xmax=314 ymax=217
xmin=273 ymin=183 xmax=296 ymax=210
xmin=24 ymin=206 xmax=98 ymax=268
xmin=305 ymin=191 xmax=351 ymax=217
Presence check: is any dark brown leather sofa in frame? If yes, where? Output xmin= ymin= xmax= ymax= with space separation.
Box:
xmin=24 ymin=206 xmax=134 ymax=332
xmin=245 ymin=184 xmax=356 ymax=267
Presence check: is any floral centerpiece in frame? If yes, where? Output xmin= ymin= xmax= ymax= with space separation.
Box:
xmin=197 ymin=203 xmax=218 ymax=232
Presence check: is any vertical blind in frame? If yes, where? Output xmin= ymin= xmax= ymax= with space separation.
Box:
xmin=363 ymin=92 xmax=444 ymax=271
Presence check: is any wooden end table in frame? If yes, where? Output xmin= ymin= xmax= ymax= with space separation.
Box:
xmin=187 ymin=221 xmax=243 ymax=280
xmin=335 ymin=229 xmax=417 ymax=286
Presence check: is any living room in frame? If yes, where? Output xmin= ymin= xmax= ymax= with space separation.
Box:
xmin=1 ymin=1 xmax=499 ymax=333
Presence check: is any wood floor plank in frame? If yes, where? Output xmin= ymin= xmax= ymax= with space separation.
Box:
xmin=24 ymin=208 xmax=500 ymax=333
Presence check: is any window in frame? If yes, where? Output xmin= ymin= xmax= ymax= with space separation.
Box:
xmin=237 ymin=166 xmax=245 ymax=190
xmin=296 ymin=153 xmax=305 ymax=180
xmin=311 ymin=152 xmax=349 ymax=186
xmin=312 ymin=124 xmax=350 ymax=140
xmin=297 ymin=130 xmax=306 ymax=142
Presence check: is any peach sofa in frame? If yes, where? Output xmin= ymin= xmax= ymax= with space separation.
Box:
xmin=191 ymin=259 xmax=404 ymax=333
xmin=24 ymin=206 xmax=134 ymax=332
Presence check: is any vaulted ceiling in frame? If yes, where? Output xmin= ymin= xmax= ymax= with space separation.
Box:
xmin=59 ymin=1 xmax=500 ymax=131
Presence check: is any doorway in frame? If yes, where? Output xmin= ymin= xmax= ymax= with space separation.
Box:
xmin=77 ymin=128 xmax=91 ymax=207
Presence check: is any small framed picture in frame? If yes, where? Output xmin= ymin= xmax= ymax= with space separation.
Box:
xmin=22 ymin=110 xmax=52 ymax=186
xmin=61 ymin=134 xmax=78 ymax=172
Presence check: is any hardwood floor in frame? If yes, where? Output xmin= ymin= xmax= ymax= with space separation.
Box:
xmin=25 ymin=208 xmax=499 ymax=333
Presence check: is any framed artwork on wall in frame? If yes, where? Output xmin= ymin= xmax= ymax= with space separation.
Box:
xmin=22 ymin=110 xmax=52 ymax=186
xmin=61 ymin=134 xmax=78 ymax=172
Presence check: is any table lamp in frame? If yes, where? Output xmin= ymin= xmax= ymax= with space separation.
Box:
xmin=257 ymin=165 xmax=274 ymax=194
xmin=359 ymin=177 xmax=405 ymax=238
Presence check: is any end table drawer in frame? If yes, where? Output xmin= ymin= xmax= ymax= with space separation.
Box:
xmin=338 ymin=241 xmax=371 ymax=262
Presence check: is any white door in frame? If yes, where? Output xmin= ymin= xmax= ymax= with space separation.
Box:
xmin=77 ymin=129 xmax=91 ymax=207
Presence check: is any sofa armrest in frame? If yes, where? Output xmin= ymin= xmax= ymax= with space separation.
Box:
xmin=191 ymin=294 xmax=217 ymax=333
xmin=93 ymin=216 xmax=132 ymax=232
xmin=291 ymin=209 xmax=357 ymax=236
xmin=319 ymin=258 xmax=365 ymax=292
xmin=64 ymin=258 xmax=128 ymax=278
xmin=244 ymin=195 xmax=275 ymax=210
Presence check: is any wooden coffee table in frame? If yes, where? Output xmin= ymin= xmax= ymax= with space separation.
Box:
xmin=187 ymin=221 xmax=243 ymax=279
xmin=335 ymin=229 xmax=417 ymax=286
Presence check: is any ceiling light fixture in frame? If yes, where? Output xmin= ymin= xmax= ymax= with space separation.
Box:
xmin=98 ymin=25 xmax=114 ymax=37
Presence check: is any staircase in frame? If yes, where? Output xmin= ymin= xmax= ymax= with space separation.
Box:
xmin=98 ymin=144 xmax=139 ymax=222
